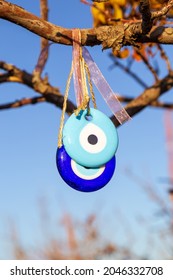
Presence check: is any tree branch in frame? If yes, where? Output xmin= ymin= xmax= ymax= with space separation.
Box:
xmin=157 ymin=44 xmax=172 ymax=73
xmin=139 ymin=0 xmax=152 ymax=34
xmin=0 ymin=96 xmax=45 ymax=110
xmin=109 ymin=55 xmax=148 ymax=88
xmin=35 ymin=0 xmax=49 ymax=75
xmin=0 ymin=61 xmax=59 ymax=95
xmin=1 ymin=1 xmax=173 ymax=125
xmin=111 ymin=72 xmax=173 ymax=126
xmin=152 ymin=0 xmax=173 ymax=20
xmin=1 ymin=90 xmax=172 ymax=112
xmin=0 ymin=0 xmax=100 ymax=47
xmin=135 ymin=48 xmax=159 ymax=82
xmin=118 ymin=96 xmax=173 ymax=109
xmin=32 ymin=0 xmax=50 ymax=95
xmin=1 ymin=61 xmax=173 ymax=128
xmin=1 ymin=1 xmax=173 ymax=51
xmin=0 ymin=61 xmax=76 ymax=114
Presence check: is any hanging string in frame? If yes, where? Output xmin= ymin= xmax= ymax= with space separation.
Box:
xmin=72 ymin=29 xmax=94 ymax=116
xmin=74 ymin=56 xmax=90 ymax=116
xmin=84 ymin=61 xmax=97 ymax=110
xmin=58 ymin=30 xmax=130 ymax=148
xmin=58 ymin=30 xmax=94 ymax=148
xmin=58 ymin=63 xmax=73 ymax=148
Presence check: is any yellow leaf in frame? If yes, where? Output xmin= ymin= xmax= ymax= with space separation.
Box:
xmin=91 ymin=3 xmax=107 ymax=27
xmin=109 ymin=0 xmax=126 ymax=6
xmin=91 ymin=0 xmax=127 ymax=27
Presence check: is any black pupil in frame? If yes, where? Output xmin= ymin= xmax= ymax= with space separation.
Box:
xmin=87 ymin=134 xmax=98 ymax=145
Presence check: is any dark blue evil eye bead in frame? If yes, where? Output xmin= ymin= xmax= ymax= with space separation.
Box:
xmin=62 ymin=108 xmax=118 ymax=168
xmin=56 ymin=145 xmax=116 ymax=192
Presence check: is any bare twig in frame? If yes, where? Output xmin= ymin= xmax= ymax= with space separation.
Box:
xmin=145 ymin=100 xmax=173 ymax=109
xmin=126 ymin=169 xmax=170 ymax=215
xmin=109 ymin=55 xmax=148 ymax=88
xmin=40 ymin=0 xmax=48 ymax=24
xmin=0 ymin=61 xmax=59 ymax=96
xmin=1 ymin=90 xmax=172 ymax=111
xmin=0 ymin=61 xmax=76 ymax=113
xmin=40 ymin=0 xmax=49 ymax=71
xmin=139 ymin=0 xmax=152 ymax=34
xmin=1 ymin=60 xmax=173 ymax=122
xmin=152 ymin=0 xmax=173 ymax=20
xmin=135 ymin=49 xmax=159 ymax=82
xmin=157 ymin=44 xmax=172 ymax=73
xmin=118 ymin=96 xmax=173 ymax=109
xmin=34 ymin=43 xmax=52 ymax=75
xmin=111 ymin=71 xmax=173 ymax=126
xmin=0 ymin=96 xmax=46 ymax=110
xmin=34 ymin=0 xmax=49 ymax=76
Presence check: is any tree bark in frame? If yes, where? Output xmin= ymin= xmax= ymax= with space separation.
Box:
xmin=1 ymin=1 xmax=173 ymax=50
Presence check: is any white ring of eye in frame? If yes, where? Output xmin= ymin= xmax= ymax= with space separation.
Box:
xmin=71 ymin=160 xmax=105 ymax=180
xmin=79 ymin=123 xmax=107 ymax=154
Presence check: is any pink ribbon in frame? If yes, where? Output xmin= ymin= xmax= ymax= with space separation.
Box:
xmin=72 ymin=30 xmax=83 ymax=106
xmin=83 ymin=47 xmax=131 ymax=124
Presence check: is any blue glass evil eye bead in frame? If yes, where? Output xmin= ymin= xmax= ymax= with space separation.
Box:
xmin=56 ymin=145 xmax=116 ymax=192
xmin=62 ymin=108 xmax=118 ymax=168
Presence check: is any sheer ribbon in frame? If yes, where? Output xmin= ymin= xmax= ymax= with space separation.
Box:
xmin=83 ymin=47 xmax=131 ymax=124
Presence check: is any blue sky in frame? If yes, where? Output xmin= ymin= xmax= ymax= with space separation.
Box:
xmin=0 ymin=0 xmax=172 ymax=259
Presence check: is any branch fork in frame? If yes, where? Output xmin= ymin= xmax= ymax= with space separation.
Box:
xmin=1 ymin=0 xmax=173 ymax=122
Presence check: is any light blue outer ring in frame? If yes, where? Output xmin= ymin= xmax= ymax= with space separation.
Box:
xmin=63 ymin=108 xmax=118 ymax=167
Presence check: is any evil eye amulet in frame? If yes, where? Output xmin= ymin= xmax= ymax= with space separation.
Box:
xmin=62 ymin=108 xmax=118 ymax=168
xmin=56 ymin=145 xmax=116 ymax=192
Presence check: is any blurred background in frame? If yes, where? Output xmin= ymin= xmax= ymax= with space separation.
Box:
xmin=0 ymin=0 xmax=173 ymax=259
